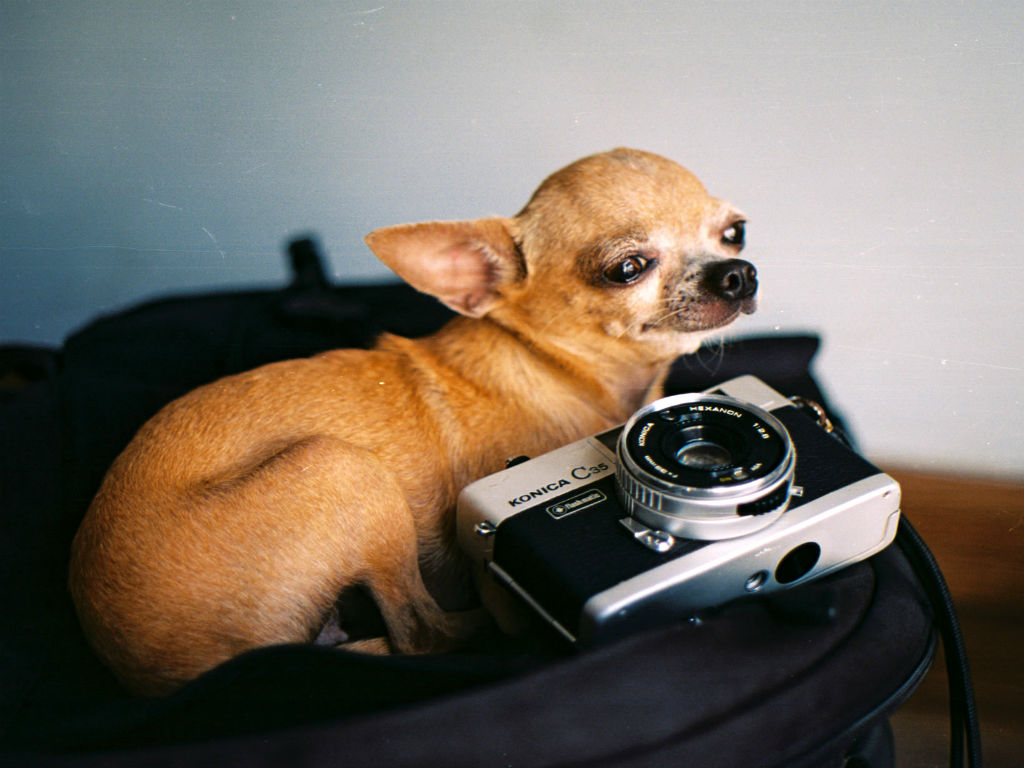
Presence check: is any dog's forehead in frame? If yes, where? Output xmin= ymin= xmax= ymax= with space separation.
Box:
xmin=542 ymin=150 xmax=709 ymax=207
xmin=517 ymin=149 xmax=725 ymax=248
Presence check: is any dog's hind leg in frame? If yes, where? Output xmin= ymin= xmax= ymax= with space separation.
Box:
xmin=77 ymin=433 xmax=458 ymax=694
xmin=226 ymin=434 xmax=459 ymax=656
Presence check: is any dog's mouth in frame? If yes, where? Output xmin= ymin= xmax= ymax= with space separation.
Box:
xmin=640 ymin=295 xmax=755 ymax=335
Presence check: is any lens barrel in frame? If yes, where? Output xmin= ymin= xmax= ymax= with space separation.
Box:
xmin=616 ymin=393 xmax=796 ymax=540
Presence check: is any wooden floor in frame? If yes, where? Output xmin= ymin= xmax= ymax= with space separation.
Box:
xmin=886 ymin=469 xmax=1024 ymax=768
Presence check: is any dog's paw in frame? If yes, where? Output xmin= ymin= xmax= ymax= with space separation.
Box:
xmin=335 ymin=636 xmax=393 ymax=655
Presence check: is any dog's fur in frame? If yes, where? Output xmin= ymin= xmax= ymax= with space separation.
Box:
xmin=68 ymin=148 xmax=756 ymax=695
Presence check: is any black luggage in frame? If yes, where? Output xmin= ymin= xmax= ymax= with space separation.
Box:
xmin=0 ymin=240 xmax=975 ymax=767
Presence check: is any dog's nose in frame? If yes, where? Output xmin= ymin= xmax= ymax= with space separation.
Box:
xmin=706 ymin=259 xmax=757 ymax=300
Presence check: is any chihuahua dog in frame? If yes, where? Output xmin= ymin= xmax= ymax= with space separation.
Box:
xmin=69 ymin=148 xmax=757 ymax=695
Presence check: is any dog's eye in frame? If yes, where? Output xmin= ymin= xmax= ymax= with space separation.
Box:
xmin=604 ymin=255 xmax=650 ymax=284
xmin=722 ymin=221 xmax=746 ymax=248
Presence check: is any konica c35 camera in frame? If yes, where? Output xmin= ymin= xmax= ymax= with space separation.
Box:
xmin=456 ymin=375 xmax=901 ymax=646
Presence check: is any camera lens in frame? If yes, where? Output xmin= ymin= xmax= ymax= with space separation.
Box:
xmin=616 ymin=393 xmax=795 ymax=540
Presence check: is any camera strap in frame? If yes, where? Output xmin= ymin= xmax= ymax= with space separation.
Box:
xmin=896 ymin=516 xmax=983 ymax=768
xmin=788 ymin=395 xmax=836 ymax=434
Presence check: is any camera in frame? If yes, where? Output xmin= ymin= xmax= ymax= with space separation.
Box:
xmin=457 ymin=375 xmax=901 ymax=646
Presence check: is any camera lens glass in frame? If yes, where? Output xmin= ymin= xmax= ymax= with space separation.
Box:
xmin=669 ymin=425 xmax=739 ymax=471
xmin=676 ymin=440 xmax=731 ymax=470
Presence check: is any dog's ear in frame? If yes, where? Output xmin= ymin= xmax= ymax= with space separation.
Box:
xmin=364 ymin=218 xmax=523 ymax=318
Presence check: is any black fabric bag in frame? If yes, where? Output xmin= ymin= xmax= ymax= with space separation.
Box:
xmin=0 ymin=242 xmax=938 ymax=767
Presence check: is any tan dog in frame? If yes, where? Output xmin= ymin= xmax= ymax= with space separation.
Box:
xmin=68 ymin=148 xmax=757 ymax=695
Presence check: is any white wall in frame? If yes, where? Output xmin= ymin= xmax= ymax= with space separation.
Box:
xmin=2 ymin=1 xmax=1021 ymax=479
